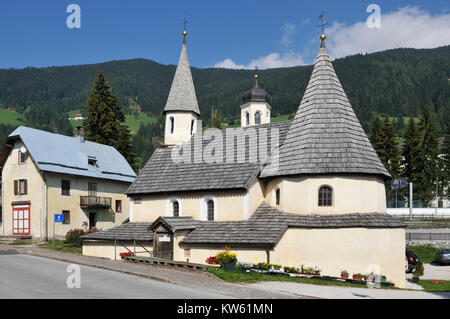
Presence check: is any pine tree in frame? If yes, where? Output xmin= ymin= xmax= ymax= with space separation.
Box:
xmin=382 ymin=116 xmax=401 ymax=179
xmin=402 ymin=116 xmax=421 ymax=181
xmin=83 ymin=71 xmax=135 ymax=170
xmin=442 ymin=123 xmax=450 ymax=198
xmin=415 ymin=106 xmax=439 ymax=204
xmin=370 ymin=116 xmax=385 ymax=160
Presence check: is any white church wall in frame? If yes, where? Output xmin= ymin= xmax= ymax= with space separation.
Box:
xmin=264 ymin=174 xmax=387 ymax=214
xmin=271 ymin=227 xmax=406 ymax=288
xmin=240 ymin=101 xmax=271 ymax=127
xmin=164 ymin=111 xmax=198 ymax=145
xmin=131 ymin=190 xmax=246 ymax=222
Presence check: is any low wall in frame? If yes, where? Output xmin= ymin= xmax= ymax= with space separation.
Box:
xmin=82 ymin=240 xmax=153 ymax=260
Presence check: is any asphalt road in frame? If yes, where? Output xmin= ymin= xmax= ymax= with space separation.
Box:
xmin=0 ymin=250 xmax=231 ymax=299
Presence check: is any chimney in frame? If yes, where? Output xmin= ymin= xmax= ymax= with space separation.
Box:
xmin=76 ymin=126 xmax=85 ymax=143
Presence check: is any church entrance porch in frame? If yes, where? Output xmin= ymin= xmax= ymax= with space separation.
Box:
xmin=153 ymin=227 xmax=174 ymax=260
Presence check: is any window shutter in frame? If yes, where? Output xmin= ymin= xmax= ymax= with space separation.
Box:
xmin=24 ymin=180 xmax=28 ymax=195
xmin=14 ymin=180 xmax=18 ymax=195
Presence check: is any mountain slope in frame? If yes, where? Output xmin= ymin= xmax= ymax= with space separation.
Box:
xmin=0 ymin=45 xmax=448 ymax=132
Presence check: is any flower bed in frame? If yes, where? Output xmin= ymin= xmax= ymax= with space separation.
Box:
xmin=119 ymin=251 xmax=135 ymax=259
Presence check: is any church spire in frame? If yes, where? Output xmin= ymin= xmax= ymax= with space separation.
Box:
xmin=261 ymin=33 xmax=390 ymax=178
xmin=163 ymin=28 xmax=200 ymax=115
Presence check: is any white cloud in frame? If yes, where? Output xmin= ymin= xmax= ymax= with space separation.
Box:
xmin=280 ymin=23 xmax=296 ymax=48
xmin=214 ymin=51 xmax=305 ymax=70
xmin=326 ymin=6 xmax=450 ymax=58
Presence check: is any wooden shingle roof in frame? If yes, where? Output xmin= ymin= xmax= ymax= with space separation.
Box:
xmin=126 ymin=120 xmax=292 ymax=195
xmin=163 ymin=41 xmax=200 ymax=115
xmin=261 ymin=42 xmax=390 ymax=178
xmin=82 ymin=222 xmax=153 ymax=241
xmin=180 ymin=203 xmax=405 ymax=247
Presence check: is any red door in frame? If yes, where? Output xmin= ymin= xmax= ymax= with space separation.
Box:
xmin=12 ymin=206 xmax=30 ymax=235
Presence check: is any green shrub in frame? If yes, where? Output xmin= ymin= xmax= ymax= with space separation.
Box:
xmin=65 ymin=228 xmax=98 ymax=247
xmin=413 ymin=261 xmax=424 ymax=278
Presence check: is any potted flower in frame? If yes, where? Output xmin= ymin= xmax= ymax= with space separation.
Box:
xmin=119 ymin=251 xmax=135 ymax=260
xmin=412 ymin=261 xmax=424 ymax=283
xmin=215 ymin=246 xmax=237 ymax=271
xmin=205 ymin=256 xmax=219 ymax=265
xmin=353 ymin=273 xmax=363 ymax=281
xmin=341 ymin=270 xmax=349 ymax=279
xmin=313 ymin=267 xmax=321 ymax=276
xmin=273 ymin=264 xmax=282 ymax=270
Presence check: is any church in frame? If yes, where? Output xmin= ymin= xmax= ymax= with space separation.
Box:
xmin=83 ymin=29 xmax=406 ymax=288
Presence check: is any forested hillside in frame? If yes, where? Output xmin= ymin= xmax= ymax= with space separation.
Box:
xmin=0 ymin=45 xmax=448 ymax=134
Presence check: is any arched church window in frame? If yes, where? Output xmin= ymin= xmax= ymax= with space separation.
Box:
xmin=318 ymin=186 xmax=332 ymax=207
xmin=207 ymin=200 xmax=214 ymax=221
xmin=275 ymin=188 xmax=280 ymax=206
xmin=173 ymin=201 xmax=179 ymax=217
xmin=254 ymin=111 xmax=261 ymax=125
xmin=170 ymin=116 xmax=175 ymax=134
xmin=245 ymin=112 xmax=250 ymax=126
xmin=190 ymin=119 xmax=195 ymax=135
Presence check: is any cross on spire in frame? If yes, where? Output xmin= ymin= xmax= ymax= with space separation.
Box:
xmin=318 ymin=12 xmax=328 ymax=34
xmin=183 ymin=12 xmax=188 ymax=31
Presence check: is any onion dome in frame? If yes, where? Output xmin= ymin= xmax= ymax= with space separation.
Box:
xmin=242 ymin=75 xmax=272 ymax=105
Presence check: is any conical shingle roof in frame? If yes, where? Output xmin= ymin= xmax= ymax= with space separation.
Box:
xmin=163 ymin=39 xmax=200 ymax=115
xmin=261 ymin=41 xmax=390 ymax=178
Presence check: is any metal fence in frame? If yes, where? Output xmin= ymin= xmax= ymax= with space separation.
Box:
xmin=406 ymin=232 xmax=450 ymax=241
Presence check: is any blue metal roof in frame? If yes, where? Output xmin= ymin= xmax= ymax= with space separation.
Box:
xmin=9 ymin=126 xmax=136 ymax=183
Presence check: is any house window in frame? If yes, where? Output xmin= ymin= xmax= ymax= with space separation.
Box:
xmin=14 ymin=179 xmax=27 ymax=195
xmin=88 ymin=182 xmax=97 ymax=197
xmin=207 ymin=200 xmax=214 ymax=221
xmin=318 ymin=186 xmax=332 ymax=207
xmin=245 ymin=112 xmax=249 ymax=126
xmin=18 ymin=151 xmax=26 ymax=165
xmin=254 ymin=111 xmax=261 ymax=125
xmin=62 ymin=210 xmax=70 ymax=224
xmin=115 ymin=200 xmax=122 ymax=213
xmin=173 ymin=201 xmax=179 ymax=217
xmin=88 ymin=157 xmax=97 ymax=166
xmin=275 ymin=188 xmax=280 ymax=206
xmin=170 ymin=116 xmax=175 ymax=134
xmin=61 ymin=180 xmax=71 ymax=196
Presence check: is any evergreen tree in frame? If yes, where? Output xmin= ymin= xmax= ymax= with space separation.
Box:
xmin=382 ymin=116 xmax=401 ymax=179
xmin=369 ymin=116 xmax=385 ymax=159
xmin=415 ymin=106 xmax=439 ymax=204
xmin=402 ymin=116 xmax=421 ymax=181
xmin=442 ymin=123 xmax=450 ymax=198
xmin=83 ymin=71 xmax=135 ymax=170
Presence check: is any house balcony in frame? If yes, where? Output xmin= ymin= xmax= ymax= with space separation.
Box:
xmin=80 ymin=196 xmax=112 ymax=209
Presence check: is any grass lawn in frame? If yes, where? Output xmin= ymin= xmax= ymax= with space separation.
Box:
xmin=9 ymin=241 xmax=32 ymax=246
xmin=408 ymin=279 xmax=450 ymax=292
xmin=38 ymin=240 xmax=81 ymax=254
xmin=0 ymin=108 xmax=24 ymax=126
xmin=208 ymin=268 xmax=396 ymax=289
xmin=69 ymin=112 xmax=157 ymax=135
xmin=406 ymin=245 xmax=440 ymax=264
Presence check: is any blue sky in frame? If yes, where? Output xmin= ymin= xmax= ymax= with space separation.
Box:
xmin=0 ymin=1 xmax=449 ymax=69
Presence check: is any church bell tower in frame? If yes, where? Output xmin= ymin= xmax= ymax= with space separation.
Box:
xmin=240 ymin=74 xmax=272 ymax=127
xmin=163 ymin=28 xmax=201 ymax=145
